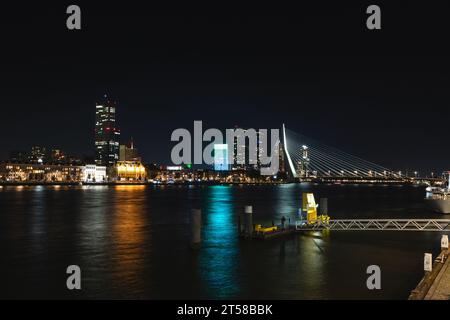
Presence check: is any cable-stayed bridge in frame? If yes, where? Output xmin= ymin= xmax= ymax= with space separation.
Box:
xmin=281 ymin=124 xmax=411 ymax=182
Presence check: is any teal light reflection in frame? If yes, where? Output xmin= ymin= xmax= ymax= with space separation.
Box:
xmin=199 ymin=186 xmax=240 ymax=298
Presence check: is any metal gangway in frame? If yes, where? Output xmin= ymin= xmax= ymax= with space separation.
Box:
xmin=295 ymin=219 xmax=450 ymax=232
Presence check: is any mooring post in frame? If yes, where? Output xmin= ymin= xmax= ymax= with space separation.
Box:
xmin=319 ymin=198 xmax=328 ymax=215
xmin=441 ymin=235 xmax=449 ymax=250
xmin=190 ymin=209 xmax=202 ymax=247
xmin=441 ymin=235 xmax=449 ymax=263
xmin=424 ymin=253 xmax=432 ymax=273
xmin=244 ymin=205 xmax=253 ymax=236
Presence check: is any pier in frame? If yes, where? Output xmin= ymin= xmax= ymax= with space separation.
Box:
xmin=238 ymin=193 xmax=450 ymax=241
xmin=240 ymin=220 xmax=450 ymax=240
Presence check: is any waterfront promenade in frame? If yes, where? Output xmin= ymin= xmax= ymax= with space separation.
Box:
xmin=425 ymin=249 xmax=450 ymax=300
xmin=409 ymin=249 xmax=450 ymax=300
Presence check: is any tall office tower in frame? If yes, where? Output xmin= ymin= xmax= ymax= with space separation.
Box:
xmin=213 ymin=144 xmax=230 ymax=171
xmin=233 ymin=128 xmax=246 ymax=170
xmin=95 ymin=96 xmax=120 ymax=166
xmin=231 ymin=126 xmax=259 ymax=170
xmin=278 ymin=143 xmax=285 ymax=173
xmin=297 ymin=145 xmax=310 ymax=178
xmin=256 ymin=130 xmax=266 ymax=168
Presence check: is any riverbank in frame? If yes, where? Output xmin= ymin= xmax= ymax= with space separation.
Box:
xmin=409 ymin=248 xmax=450 ymax=300
xmin=0 ymin=180 xmax=422 ymax=187
xmin=0 ymin=181 xmax=285 ymax=186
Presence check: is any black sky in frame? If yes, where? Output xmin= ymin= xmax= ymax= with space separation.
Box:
xmin=0 ymin=2 xmax=449 ymax=174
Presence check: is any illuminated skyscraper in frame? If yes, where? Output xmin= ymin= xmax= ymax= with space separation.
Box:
xmin=278 ymin=143 xmax=285 ymax=173
xmin=231 ymin=127 xmax=262 ymax=171
xmin=214 ymin=144 xmax=230 ymax=171
xmin=296 ymin=145 xmax=310 ymax=178
xmin=95 ymin=95 xmax=120 ymax=166
xmin=29 ymin=146 xmax=47 ymax=164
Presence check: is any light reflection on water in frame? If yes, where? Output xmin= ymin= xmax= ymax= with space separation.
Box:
xmin=110 ymin=186 xmax=149 ymax=297
xmin=200 ymin=186 xmax=240 ymax=298
xmin=30 ymin=185 xmax=47 ymax=256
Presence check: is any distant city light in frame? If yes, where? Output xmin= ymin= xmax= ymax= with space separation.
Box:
xmin=167 ymin=166 xmax=183 ymax=171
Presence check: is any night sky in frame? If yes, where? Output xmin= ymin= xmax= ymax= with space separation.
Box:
xmin=0 ymin=3 xmax=449 ymax=174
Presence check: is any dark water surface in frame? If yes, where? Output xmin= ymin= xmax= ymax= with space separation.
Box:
xmin=0 ymin=184 xmax=446 ymax=299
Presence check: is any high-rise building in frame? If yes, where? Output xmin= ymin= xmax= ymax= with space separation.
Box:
xmin=296 ymin=145 xmax=310 ymax=178
xmin=95 ymin=95 xmax=120 ymax=166
xmin=29 ymin=146 xmax=47 ymax=164
xmin=231 ymin=127 xmax=266 ymax=171
xmin=119 ymin=138 xmax=141 ymax=162
xmin=232 ymin=128 xmax=246 ymax=170
xmin=278 ymin=143 xmax=285 ymax=173
xmin=214 ymin=144 xmax=230 ymax=171
xmin=256 ymin=130 xmax=265 ymax=168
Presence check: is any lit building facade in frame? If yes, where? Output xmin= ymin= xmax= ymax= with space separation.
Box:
xmin=0 ymin=163 xmax=82 ymax=182
xmin=82 ymin=165 xmax=107 ymax=183
xmin=95 ymin=96 xmax=120 ymax=167
xmin=114 ymin=161 xmax=146 ymax=181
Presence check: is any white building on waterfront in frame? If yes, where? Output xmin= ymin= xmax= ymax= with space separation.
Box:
xmin=82 ymin=165 xmax=107 ymax=183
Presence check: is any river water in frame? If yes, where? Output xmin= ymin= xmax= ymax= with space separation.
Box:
xmin=0 ymin=184 xmax=445 ymax=299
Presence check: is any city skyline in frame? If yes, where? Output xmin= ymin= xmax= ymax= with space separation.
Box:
xmin=1 ymin=4 xmax=450 ymax=173
xmin=0 ymin=94 xmax=446 ymax=175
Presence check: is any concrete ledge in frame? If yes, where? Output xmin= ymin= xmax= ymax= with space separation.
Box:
xmin=409 ymin=249 xmax=449 ymax=300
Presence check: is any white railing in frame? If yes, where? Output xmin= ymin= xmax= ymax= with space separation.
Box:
xmin=295 ymin=219 xmax=450 ymax=232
